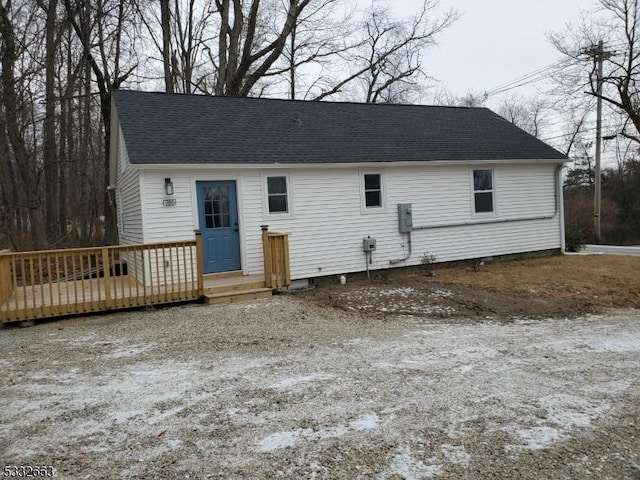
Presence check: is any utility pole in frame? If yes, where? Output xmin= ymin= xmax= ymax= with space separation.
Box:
xmin=594 ymin=40 xmax=604 ymax=245
xmin=583 ymin=40 xmax=613 ymax=244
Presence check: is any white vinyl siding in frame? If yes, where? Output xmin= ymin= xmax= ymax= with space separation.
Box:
xmin=115 ymin=127 xmax=143 ymax=245
xmin=135 ymin=162 xmax=561 ymax=281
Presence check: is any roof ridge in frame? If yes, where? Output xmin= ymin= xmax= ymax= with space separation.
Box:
xmin=113 ymin=88 xmax=489 ymax=112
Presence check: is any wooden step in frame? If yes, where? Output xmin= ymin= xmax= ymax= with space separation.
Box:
xmin=204 ymin=287 xmax=273 ymax=306
xmin=204 ymin=280 xmax=267 ymax=295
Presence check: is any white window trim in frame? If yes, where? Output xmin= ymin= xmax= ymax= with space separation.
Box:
xmin=261 ymin=171 xmax=294 ymax=219
xmin=360 ymin=169 xmax=386 ymax=214
xmin=470 ymin=168 xmax=497 ymax=216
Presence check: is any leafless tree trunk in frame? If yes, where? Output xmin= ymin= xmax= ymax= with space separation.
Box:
xmin=0 ymin=0 xmax=47 ymax=249
xmin=214 ymin=0 xmax=311 ymax=96
xmin=63 ymin=0 xmax=137 ymax=245
xmin=36 ymin=0 xmax=63 ymax=238
xmin=160 ymin=0 xmax=174 ymax=93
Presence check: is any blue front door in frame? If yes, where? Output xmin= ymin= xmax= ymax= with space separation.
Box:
xmin=196 ymin=181 xmax=241 ymax=274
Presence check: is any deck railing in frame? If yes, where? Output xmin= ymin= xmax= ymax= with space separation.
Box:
xmin=261 ymin=226 xmax=291 ymax=289
xmin=0 ymin=240 xmax=202 ymax=323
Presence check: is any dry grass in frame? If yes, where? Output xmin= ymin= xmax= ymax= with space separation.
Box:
xmin=433 ymin=254 xmax=640 ymax=308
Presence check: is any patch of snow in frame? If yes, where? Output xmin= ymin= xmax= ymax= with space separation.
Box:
xmin=448 ymin=346 xmax=498 ymax=360
xmin=584 ymin=381 xmax=631 ymax=395
xmin=455 ymin=365 xmax=474 ymax=374
xmin=229 ymin=300 xmax=282 ymax=310
xmin=256 ymin=413 xmax=381 ymax=452
xmin=269 ymin=373 xmax=336 ymax=390
xmin=504 ymin=393 xmax=612 ymax=451
xmin=378 ymin=287 xmax=416 ymax=296
xmin=587 ymin=336 xmax=640 ymax=353
xmin=441 ymin=444 xmax=471 ymax=467
xmin=539 ymin=394 xmax=610 ymax=429
xmin=105 ymin=343 xmax=156 ymax=358
xmin=148 ymin=405 xmax=186 ymax=424
xmin=350 ymin=413 xmax=380 ymax=431
xmin=256 ymin=429 xmax=315 ymax=452
xmin=109 ymin=410 xmax=145 ymax=424
xmin=225 ymin=407 xmax=249 ymax=416
xmin=430 ymin=289 xmax=454 ymax=298
xmin=506 ymin=426 xmax=565 ymax=450
xmin=47 ymin=334 xmax=96 ymax=345
xmin=389 ymin=447 xmax=442 ymax=479
xmin=344 ymin=338 xmax=370 ymax=346
xmin=164 ymin=438 xmax=183 ymax=450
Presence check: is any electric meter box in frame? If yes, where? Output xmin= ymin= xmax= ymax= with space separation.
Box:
xmin=363 ymin=237 xmax=377 ymax=252
xmin=398 ymin=203 xmax=413 ymax=233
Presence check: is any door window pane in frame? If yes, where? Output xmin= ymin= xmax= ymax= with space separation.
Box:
xmin=203 ymin=186 xmax=232 ymax=228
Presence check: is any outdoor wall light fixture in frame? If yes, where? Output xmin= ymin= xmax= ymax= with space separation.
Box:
xmin=164 ymin=177 xmax=174 ymax=196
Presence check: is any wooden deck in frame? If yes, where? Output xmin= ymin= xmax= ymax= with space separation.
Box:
xmin=0 ymin=229 xmax=290 ymax=324
xmin=0 ymin=273 xmax=268 ymax=323
xmin=1 ymin=274 xmax=199 ymax=322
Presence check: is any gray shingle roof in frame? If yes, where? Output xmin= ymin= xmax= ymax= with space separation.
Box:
xmin=112 ymin=89 xmax=567 ymax=165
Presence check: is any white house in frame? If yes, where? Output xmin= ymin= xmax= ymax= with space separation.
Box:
xmin=109 ymin=89 xmax=568 ymax=286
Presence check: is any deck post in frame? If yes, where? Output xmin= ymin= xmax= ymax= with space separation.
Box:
xmin=102 ymin=248 xmax=112 ymax=307
xmin=261 ymin=225 xmax=272 ymax=289
xmin=194 ymin=231 xmax=204 ymax=297
xmin=282 ymin=234 xmax=291 ymax=286
xmin=0 ymin=249 xmax=13 ymax=306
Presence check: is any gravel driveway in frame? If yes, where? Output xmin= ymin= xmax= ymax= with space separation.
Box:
xmin=1 ymin=295 xmax=639 ymax=479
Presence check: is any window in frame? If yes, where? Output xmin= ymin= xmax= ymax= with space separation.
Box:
xmin=473 ymin=169 xmax=494 ymax=213
xmin=203 ymin=186 xmax=231 ymax=228
xmin=267 ymin=176 xmax=288 ymax=213
xmin=364 ymin=173 xmax=382 ymax=208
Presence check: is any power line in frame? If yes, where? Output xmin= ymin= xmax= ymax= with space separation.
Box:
xmin=483 ymin=40 xmax=632 ymax=100
xmin=483 ymin=58 xmax=581 ymax=98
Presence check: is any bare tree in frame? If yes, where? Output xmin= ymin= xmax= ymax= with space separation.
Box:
xmin=0 ymin=0 xmax=47 ymax=249
xmin=431 ymin=88 xmax=486 ymax=107
xmin=213 ymin=0 xmax=312 ymax=96
xmin=312 ymin=0 xmax=458 ymax=103
xmin=495 ymin=94 xmax=548 ymax=138
xmin=63 ymin=0 xmax=139 ymax=244
xmin=277 ymin=0 xmax=354 ymax=99
xmin=136 ymin=0 xmax=217 ymax=94
xmin=551 ymin=0 xmax=640 ymax=143
xmin=35 ymin=0 xmax=65 ymax=238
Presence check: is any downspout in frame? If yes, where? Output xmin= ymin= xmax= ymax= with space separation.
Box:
xmin=557 ymin=164 xmax=566 ymax=254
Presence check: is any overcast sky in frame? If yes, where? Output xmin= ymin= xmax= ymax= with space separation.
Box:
xmin=390 ymin=0 xmax=599 ymax=104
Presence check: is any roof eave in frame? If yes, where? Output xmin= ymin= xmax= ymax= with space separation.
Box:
xmin=128 ymin=158 xmax=569 ymax=170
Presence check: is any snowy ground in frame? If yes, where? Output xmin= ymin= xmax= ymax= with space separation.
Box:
xmin=1 ymin=297 xmax=639 ymax=479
